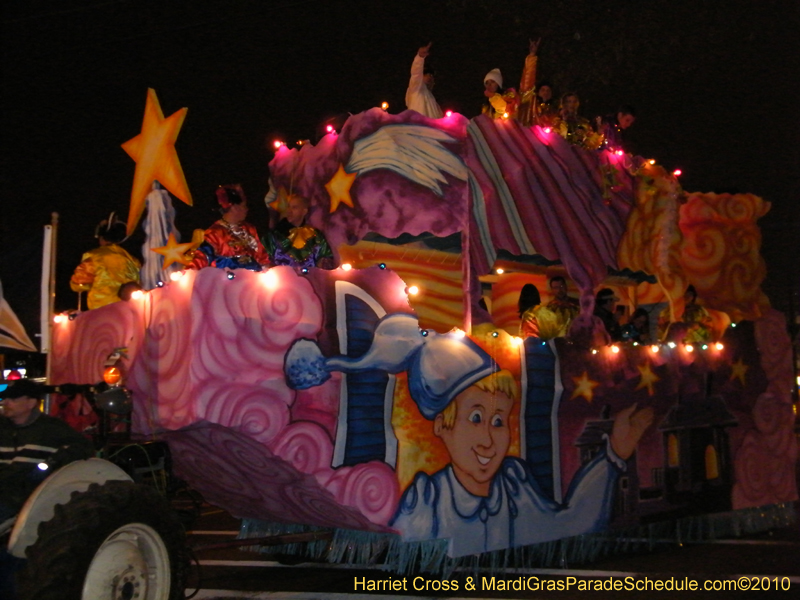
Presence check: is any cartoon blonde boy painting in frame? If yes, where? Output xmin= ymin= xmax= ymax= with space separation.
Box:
xmin=391 ymin=366 xmax=652 ymax=557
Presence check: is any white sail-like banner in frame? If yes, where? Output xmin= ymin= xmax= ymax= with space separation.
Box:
xmin=0 ymin=279 xmax=37 ymax=352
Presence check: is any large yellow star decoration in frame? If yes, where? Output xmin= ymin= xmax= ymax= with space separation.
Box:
xmin=635 ymin=362 xmax=660 ymax=396
xmin=729 ymin=357 xmax=749 ymax=386
xmin=151 ymin=232 xmax=200 ymax=269
xmin=122 ymin=88 xmax=193 ymax=237
xmin=571 ymin=371 xmax=600 ymax=403
xmin=324 ymin=163 xmax=357 ymax=213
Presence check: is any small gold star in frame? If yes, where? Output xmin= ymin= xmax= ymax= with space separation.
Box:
xmin=571 ymin=371 xmax=600 ymax=403
xmin=730 ymin=358 xmax=749 ymax=386
xmin=635 ymin=362 xmax=660 ymax=396
xmin=268 ymin=187 xmax=291 ymax=216
xmin=151 ymin=232 xmax=196 ymax=269
xmin=324 ymin=163 xmax=357 ymax=213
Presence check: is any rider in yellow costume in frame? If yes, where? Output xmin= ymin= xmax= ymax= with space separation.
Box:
xmin=70 ymin=214 xmax=140 ymax=310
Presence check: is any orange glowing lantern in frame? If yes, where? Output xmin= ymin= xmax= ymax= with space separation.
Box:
xmin=103 ymin=366 xmax=122 ymax=386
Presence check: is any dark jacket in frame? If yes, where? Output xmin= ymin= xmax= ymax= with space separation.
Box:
xmin=0 ymin=410 xmax=93 ymax=515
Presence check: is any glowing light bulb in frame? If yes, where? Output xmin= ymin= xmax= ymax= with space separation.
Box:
xmin=326 ymin=125 xmax=334 ymax=133
xmin=297 ymin=140 xmax=304 ymax=146
xmin=37 ymin=462 xmax=49 ymax=471
xmin=715 ymin=342 xmax=724 ymax=350
xmin=685 ymin=344 xmax=694 ymax=353
xmin=169 ymin=270 xmax=183 ymax=282
xmin=668 ymin=341 xmax=676 ymax=348
xmin=380 ymin=101 xmax=389 ymax=111
xmin=591 ymin=349 xmax=598 ymax=354
xmin=615 ymin=149 xmax=624 ymax=156
xmin=445 ymin=110 xmax=453 ymax=117
xmin=261 ymin=269 xmax=278 ymax=289
xmin=701 ymin=344 xmax=708 ymax=350
xmin=611 ymin=345 xmax=620 ymax=354
xmin=648 ymin=159 xmax=656 ymax=165
xmin=502 ymin=112 xmax=509 ymax=119
xmin=341 ymin=263 xmax=352 ymax=271
xmin=407 ymin=285 xmax=419 ymax=296
xmin=495 ymin=268 xmax=504 ymax=275
xmin=53 ymin=314 xmax=66 ymax=324
xmin=650 ymin=345 xmax=659 ymax=353
xmin=543 ymin=126 xmax=552 ymax=134
xmin=273 ymin=140 xmax=283 ymax=149
xmin=673 ymin=169 xmax=682 ymax=177
xmin=130 ymin=289 xmax=144 ymax=300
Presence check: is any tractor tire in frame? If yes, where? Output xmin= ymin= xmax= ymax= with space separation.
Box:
xmin=17 ymin=480 xmax=187 ymax=600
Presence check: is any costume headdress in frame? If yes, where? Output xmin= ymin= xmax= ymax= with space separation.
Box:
xmin=216 ymin=184 xmax=247 ymax=211
xmin=94 ymin=212 xmax=129 ymax=243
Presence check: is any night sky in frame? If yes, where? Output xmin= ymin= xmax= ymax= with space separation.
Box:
xmin=2 ymin=0 xmax=798 ymax=349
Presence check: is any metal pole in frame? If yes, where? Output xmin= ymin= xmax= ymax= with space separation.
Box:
xmin=41 ymin=213 xmax=58 ymax=413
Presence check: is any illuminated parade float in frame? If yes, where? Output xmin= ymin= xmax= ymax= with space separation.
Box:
xmin=48 ymin=96 xmax=797 ymax=570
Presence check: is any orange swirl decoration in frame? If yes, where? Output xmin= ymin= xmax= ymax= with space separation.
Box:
xmin=678 ymin=193 xmax=770 ymax=321
xmin=717 ymin=192 xmax=763 ymax=222
xmin=679 ymin=223 xmax=726 ymax=284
